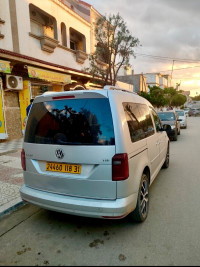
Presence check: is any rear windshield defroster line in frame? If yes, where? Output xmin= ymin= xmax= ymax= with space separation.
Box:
xmin=24 ymin=98 xmax=115 ymax=146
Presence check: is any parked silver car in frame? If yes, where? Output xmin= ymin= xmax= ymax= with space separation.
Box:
xmin=157 ymin=110 xmax=181 ymax=141
xmin=176 ymin=110 xmax=187 ymax=129
xmin=20 ymin=86 xmax=170 ymax=223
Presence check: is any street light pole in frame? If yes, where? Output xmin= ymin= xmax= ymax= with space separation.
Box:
xmin=171 ymin=60 xmax=175 ymax=78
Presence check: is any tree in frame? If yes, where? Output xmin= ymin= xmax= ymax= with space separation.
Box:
xmin=171 ymin=94 xmax=187 ymax=107
xmin=140 ymin=86 xmax=187 ymax=108
xmin=191 ymin=95 xmax=200 ymax=101
xmin=86 ymin=13 xmax=140 ymax=86
xmin=140 ymin=86 xmax=168 ymax=108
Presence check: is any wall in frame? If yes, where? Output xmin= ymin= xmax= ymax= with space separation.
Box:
xmin=14 ymin=0 xmax=91 ymax=70
xmin=3 ymin=90 xmax=22 ymax=140
xmin=117 ymin=74 xmax=148 ymax=93
xmin=0 ymin=0 xmax=13 ymax=51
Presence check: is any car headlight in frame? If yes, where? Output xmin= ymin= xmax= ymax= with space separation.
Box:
xmin=171 ymin=125 xmax=175 ymax=129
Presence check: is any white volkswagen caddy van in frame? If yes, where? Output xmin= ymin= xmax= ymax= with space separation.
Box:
xmin=20 ymin=86 xmax=170 ymax=222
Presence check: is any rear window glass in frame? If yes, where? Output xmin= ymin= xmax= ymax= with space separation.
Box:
xmin=176 ymin=111 xmax=184 ymax=116
xmin=157 ymin=112 xmax=175 ymax=121
xmin=24 ymin=98 xmax=115 ymax=146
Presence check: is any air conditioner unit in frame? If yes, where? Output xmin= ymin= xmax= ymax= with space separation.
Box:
xmin=6 ymin=75 xmax=23 ymax=90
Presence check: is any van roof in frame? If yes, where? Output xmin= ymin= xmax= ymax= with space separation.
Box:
xmin=33 ymin=87 xmax=152 ymax=107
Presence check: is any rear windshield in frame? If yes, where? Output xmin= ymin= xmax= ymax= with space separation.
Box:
xmin=157 ymin=112 xmax=175 ymax=121
xmin=176 ymin=111 xmax=184 ymax=116
xmin=24 ymin=98 xmax=115 ymax=146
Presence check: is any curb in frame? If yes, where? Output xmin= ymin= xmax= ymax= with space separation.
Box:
xmin=0 ymin=149 xmax=21 ymax=156
xmin=0 ymin=200 xmax=26 ymax=219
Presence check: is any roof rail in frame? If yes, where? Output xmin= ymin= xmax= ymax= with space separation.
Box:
xmin=103 ymin=85 xmax=138 ymax=95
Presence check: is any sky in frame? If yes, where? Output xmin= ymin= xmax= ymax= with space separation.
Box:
xmin=83 ymin=0 xmax=200 ymax=97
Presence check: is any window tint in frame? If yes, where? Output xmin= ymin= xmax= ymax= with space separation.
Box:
xmin=123 ymin=103 xmax=154 ymax=143
xmin=137 ymin=104 xmax=155 ymax=137
xmin=157 ymin=112 xmax=175 ymax=121
xmin=176 ymin=111 xmax=184 ymax=116
xmin=151 ymin=108 xmax=162 ymax=132
xmin=24 ymin=98 xmax=115 ymax=146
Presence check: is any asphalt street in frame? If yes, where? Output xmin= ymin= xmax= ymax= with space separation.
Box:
xmin=0 ymin=117 xmax=200 ymax=266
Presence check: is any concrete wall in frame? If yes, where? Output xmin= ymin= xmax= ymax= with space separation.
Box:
xmin=117 ymin=74 xmax=148 ymax=93
xmin=3 ymin=91 xmax=22 ymax=140
xmin=0 ymin=0 xmax=13 ymax=51
xmin=0 ymin=0 xmax=91 ymax=70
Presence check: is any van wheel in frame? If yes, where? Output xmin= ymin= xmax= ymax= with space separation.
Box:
xmin=130 ymin=173 xmax=149 ymax=223
xmin=162 ymin=145 xmax=169 ymax=169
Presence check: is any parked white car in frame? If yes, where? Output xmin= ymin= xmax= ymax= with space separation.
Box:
xmin=176 ymin=110 xmax=187 ymax=129
xmin=183 ymin=108 xmax=189 ymax=116
xmin=20 ymin=86 xmax=170 ymax=223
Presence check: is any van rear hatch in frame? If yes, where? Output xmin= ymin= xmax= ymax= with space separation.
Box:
xmin=23 ymin=91 xmax=116 ymax=200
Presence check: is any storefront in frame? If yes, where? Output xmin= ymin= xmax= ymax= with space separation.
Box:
xmin=0 ymin=48 xmax=95 ymax=140
xmin=0 ymin=61 xmax=72 ymax=140
xmin=18 ymin=66 xmax=71 ymax=135
xmin=27 ymin=66 xmax=71 ymax=96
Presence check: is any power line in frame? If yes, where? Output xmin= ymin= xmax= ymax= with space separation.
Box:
xmin=135 ymin=53 xmax=200 ymax=63
xmin=173 ymin=77 xmax=200 ymax=80
xmin=159 ymin=65 xmax=200 ymax=72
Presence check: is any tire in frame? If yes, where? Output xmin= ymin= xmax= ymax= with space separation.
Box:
xmin=130 ymin=173 xmax=149 ymax=223
xmin=173 ymin=131 xmax=177 ymax=141
xmin=162 ymin=144 xmax=169 ymax=169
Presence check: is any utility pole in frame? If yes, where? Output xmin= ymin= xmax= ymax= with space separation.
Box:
xmin=171 ymin=60 xmax=175 ymax=78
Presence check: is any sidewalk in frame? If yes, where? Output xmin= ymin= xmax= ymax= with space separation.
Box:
xmin=0 ymin=138 xmax=25 ymax=218
xmin=0 ymin=138 xmax=23 ymax=155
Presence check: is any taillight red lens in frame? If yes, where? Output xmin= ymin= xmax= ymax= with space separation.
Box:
xmin=21 ymin=149 xmax=26 ymax=171
xmin=112 ymin=153 xmax=129 ymax=181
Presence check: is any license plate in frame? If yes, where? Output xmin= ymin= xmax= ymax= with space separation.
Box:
xmin=46 ymin=162 xmax=81 ymax=174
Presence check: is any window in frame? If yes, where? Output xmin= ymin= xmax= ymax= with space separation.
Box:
xmin=70 ymin=27 xmax=86 ymax=52
xmin=29 ymin=4 xmax=57 ymax=39
xmin=61 ymin=23 xmax=67 ymax=47
xmin=123 ymin=103 xmax=154 ymax=143
xmin=157 ymin=112 xmax=175 ymax=121
xmin=151 ymin=108 xmax=162 ymax=132
xmin=25 ymin=98 xmax=115 ymax=146
xmin=138 ymin=104 xmax=155 ymax=137
xmin=70 ymin=40 xmax=77 ymax=51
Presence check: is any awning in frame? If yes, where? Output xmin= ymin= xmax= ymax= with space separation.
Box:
xmin=0 ymin=59 xmax=11 ymax=73
xmin=28 ymin=66 xmax=71 ymax=84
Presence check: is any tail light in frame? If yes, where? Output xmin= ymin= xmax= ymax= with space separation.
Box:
xmin=21 ymin=149 xmax=26 ymax=171
xmin=112 ymin=153 xmax=129 ymax=181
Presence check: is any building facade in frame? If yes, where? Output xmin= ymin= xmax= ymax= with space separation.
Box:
xmin=145 ymin=73 xmax=172 ymax=90
xmin=117 ymin=73 xmax=148 ymax=94
xmin=0 ymin=0 xmax=102 ymax=140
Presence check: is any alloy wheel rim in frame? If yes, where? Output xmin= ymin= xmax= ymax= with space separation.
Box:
xmin=140 ymin=179 xmax=149 ymax=217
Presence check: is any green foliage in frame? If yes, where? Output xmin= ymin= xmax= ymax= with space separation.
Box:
xmin=139 ymin=86 xmax=187 ymax=108
xmin=148 ymin=86 xmax=168 ymax=108
xmin=85 ymin=13 xmax=140 ymax=86
xmin=171 ymin=94 xmax=187 ymax=107
xmin=191 ymin=95 xmax=200 ymax=101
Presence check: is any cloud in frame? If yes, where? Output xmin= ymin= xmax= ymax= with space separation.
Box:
xmin=84 ymin=0 xmax=200 ymax=91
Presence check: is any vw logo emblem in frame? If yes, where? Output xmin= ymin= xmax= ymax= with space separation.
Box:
xmin=55 ymin=148 xmax=64 ymax=159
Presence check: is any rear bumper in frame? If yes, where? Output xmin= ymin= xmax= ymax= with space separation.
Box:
xmin=180 ymin=121 xmax=187 ymax=128
xmin=20 ymin=185 xmax=137 ymax=219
